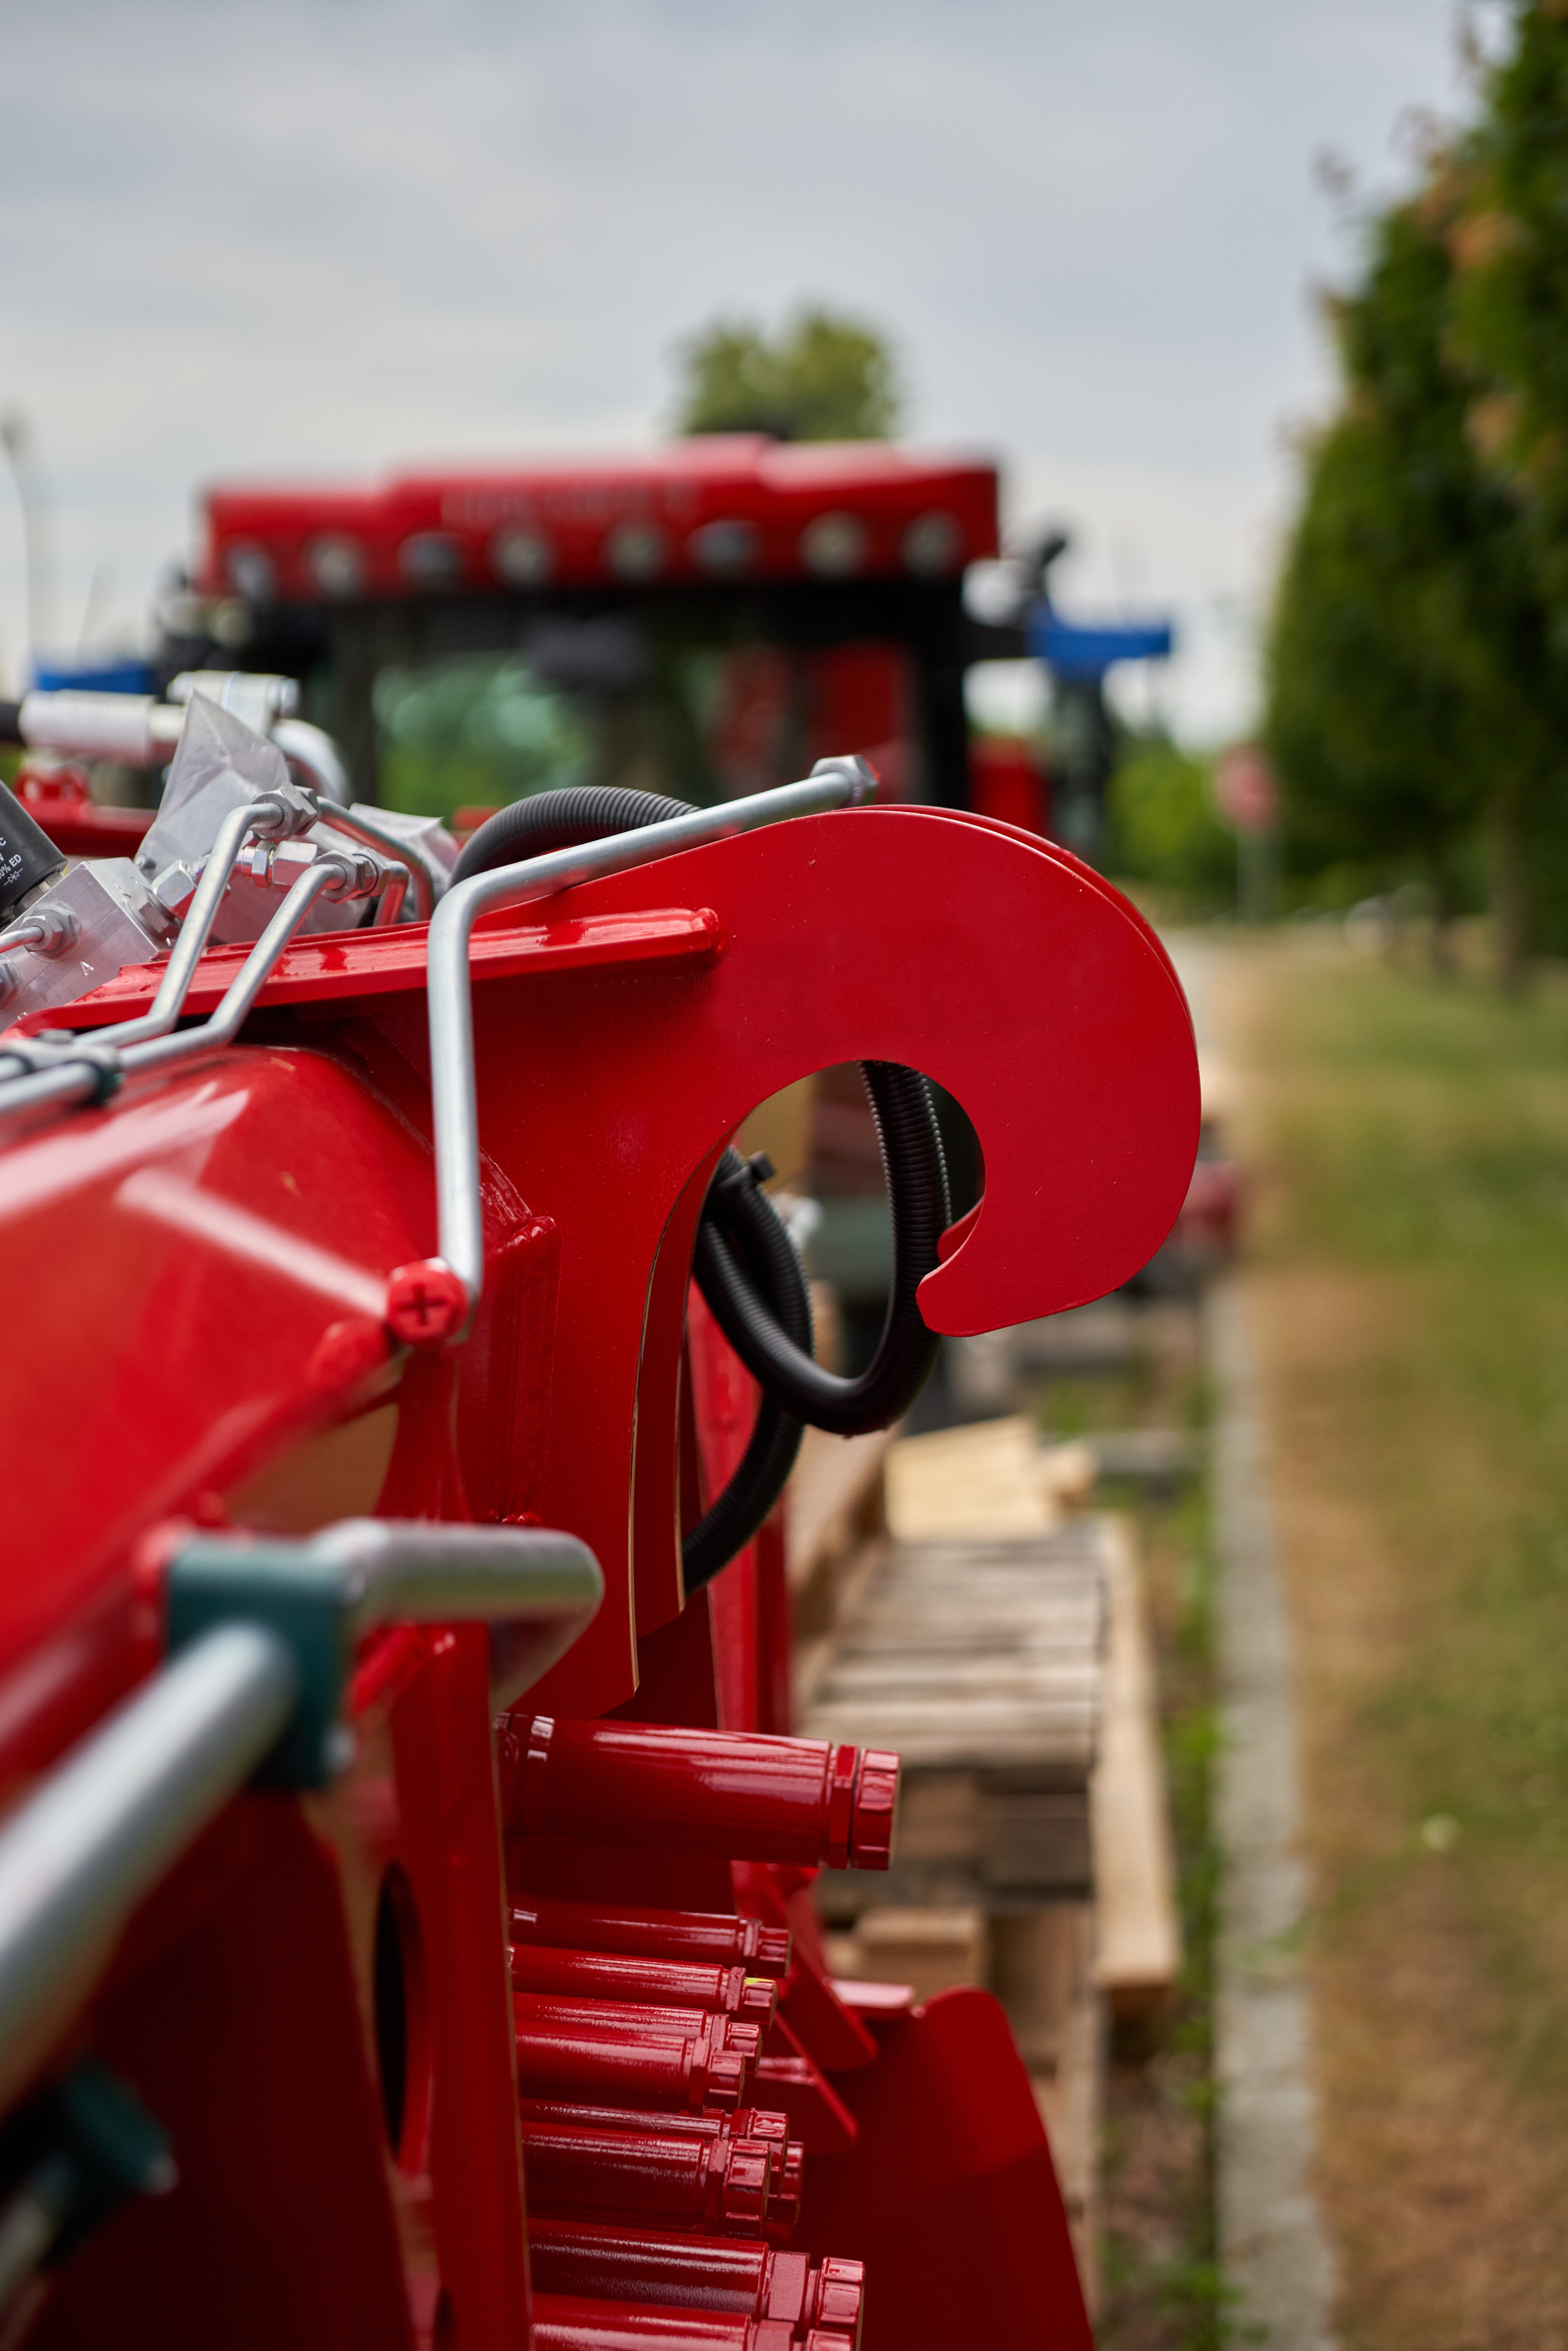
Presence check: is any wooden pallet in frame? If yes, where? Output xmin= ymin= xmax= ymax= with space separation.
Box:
xmin=804 ymin=1525 xmax=1106 ymax=1915
xmin=792 ymin=1414 xmax=1184 ymax=2309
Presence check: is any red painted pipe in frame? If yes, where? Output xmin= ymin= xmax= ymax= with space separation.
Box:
xmin=530 ymin=2296 xmax=847 ymax=2351
xmin=513 ymin=1998 xmax=759 ymax=2111
xmin=529 ymin=2226 xmax=864 ymax=2345
xmin=520 ymin=2120 xmax=771 ymax=2233
xmin=519 ymin=2104 xmax=800 ymax=2230
xmin=499 ymin=1719 xmax=899 ymax=1870
xmin=510 ymin=1897 xmax=792 ymax=1979
xmin=510 ymin=1946 xmax=776 ymax=2026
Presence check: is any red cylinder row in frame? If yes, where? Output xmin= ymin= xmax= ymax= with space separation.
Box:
xmin=511 ymin=1945 xmax=776 ymax=2027
xmin=520 ymin=2104 xmax=802 ymax=2233
xmin=521 ymin=2119 xmax=772 ymax=2233
xmin=531 ymin=2296 xmax=847 ymax=2351
xmin=511 ymin=1897 xmax=792 ymax=1980
xmin=513 ymin=1998 xmax=761 ymax=2113
xmin=499 ymin=1719 xmax=898 ymax=1871
xmin=529 ymin=2225 xmax=864 ymax=2344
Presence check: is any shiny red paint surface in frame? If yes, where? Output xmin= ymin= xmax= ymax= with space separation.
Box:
xmin=500 ymin=1720 xmax=897 ymax=1873
xmin=0 ymin=797 xmax=1180 ymax=2347
xmin=527 ymin=2222 xmax=862 ymax=2337
xmin=8 ymin=907 xmax=725 ymax=1036
xmin=521 ymin=2116 xmax=773 ymax=2233
xmin=510 ymin=1900 xmax=791 ymax=1979
xmin=511 ymin=1946 xmax=775 ymax=2027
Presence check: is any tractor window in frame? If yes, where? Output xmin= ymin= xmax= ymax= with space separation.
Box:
xmin=368 ymin=627 xmax=917 ymax=823
xmin=374 ymin=655 xmax=594 ymax=821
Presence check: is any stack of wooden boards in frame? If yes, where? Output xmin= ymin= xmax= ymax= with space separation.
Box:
xmin=786 ymin=1412 xmax=1182 ymax=2299
xmin=804 ymin=1519 xmax=1105 ymax=1914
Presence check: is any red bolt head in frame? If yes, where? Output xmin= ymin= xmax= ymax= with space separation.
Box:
xmin=385 ymin=1258 xmax=469 ymax=1347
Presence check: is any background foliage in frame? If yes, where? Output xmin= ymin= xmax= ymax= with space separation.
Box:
xmin=673 ymin=306 xmax=902 ymax=442
xmin=1264 ymin=2 xmax=1568 ymax=974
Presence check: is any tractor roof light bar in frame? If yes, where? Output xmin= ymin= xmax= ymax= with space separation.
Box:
xmin=424 ymin=758 xmax=877 ymax=1334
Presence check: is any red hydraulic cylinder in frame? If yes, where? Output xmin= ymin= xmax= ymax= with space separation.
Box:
xmin=520 ymin=2104 xmax=801 ymax=2231
xmin=510 ymin=1897 xmax=792 ymax=1979
xmin=530 ymin=2296 xmax=845 ymax=2351
xmin=510 ymin=1944 xmax=777 ymax=2027
xmin=529 ymin=2224 xmax=865 ymax=2344
xmin=500 ymin=1719 xmax=899 ymax=1870
xmin=520 ymin=2118 xmax=772 ymax=2233
xmin=513 ymin=1997 xmax=760 ymax=2111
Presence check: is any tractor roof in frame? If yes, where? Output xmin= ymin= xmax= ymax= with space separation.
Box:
xmin=199 ymin=436 xmax=998 ymax=606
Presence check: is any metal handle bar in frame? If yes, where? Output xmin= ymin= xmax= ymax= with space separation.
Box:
xmin=427 ymin=760 xmax=874 ymax=1324
xmin=175 ymin=1514 xmax=604 ymax=1639
xmin=0 ymin=1518 xmax=603 ymax=2105
xmin=123 ymin=857 xmax=346 ymax=1074
xmin=0 ymin=1623 xmax=298 ymax=2113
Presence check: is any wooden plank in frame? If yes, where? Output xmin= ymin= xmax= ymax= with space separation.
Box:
xmin=1090 ymin=1516 xmax=1182 ymax=2018
xmin=835 ymin=1904 xmax=988 ymax=2005
xmin=884 ymin=1414 xmax=1055 ymax=1540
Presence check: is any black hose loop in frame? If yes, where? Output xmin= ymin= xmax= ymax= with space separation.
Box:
xmin=451 ymin=784 xmax=692 ymax=883
xmin=694 ymin=1062 xmax=949 ymax=1437
xmin=452 ymin=781 xmax=951 ymax=1549
xmin=682 ymin=1151 xmax=811 ymax=1590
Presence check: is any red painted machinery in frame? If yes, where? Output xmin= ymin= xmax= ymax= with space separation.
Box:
xmin=0 ymin=682 xmax=1197 ymax=2348
xmin=161 ymin=438 xmax=1044 ymax=825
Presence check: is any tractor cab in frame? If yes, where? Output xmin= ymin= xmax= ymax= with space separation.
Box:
xmin=162 ymin=436 xmax=1039 ymax=830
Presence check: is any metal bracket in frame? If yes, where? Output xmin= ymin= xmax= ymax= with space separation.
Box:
xmin=166 ymin=1516 xmax=603 ymax=1786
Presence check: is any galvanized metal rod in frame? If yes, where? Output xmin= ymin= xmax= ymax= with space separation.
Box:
xmin=0 ymin=807 xmax=331 ymax=1126
xmin=0 ymin=1626 xmax=297 ymax=2109
xmin=426 ymin=768 xmax=869 ymax=1319
xmin=123 ymin=858 xmax=345 ymax=1074
xmin=90 ymin=797 xmax=281 ymax=1050
xmin=0 ymin=1061 xmax=101 ymax=1125
xmin=297 ymin=789 xmax=443 ymax=921
xmin=313 ymin=1515 xmax=604 ymax=1633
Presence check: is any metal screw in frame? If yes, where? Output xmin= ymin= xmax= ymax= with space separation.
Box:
xmin=385 ymin=1258 xmax=468 ymax=1347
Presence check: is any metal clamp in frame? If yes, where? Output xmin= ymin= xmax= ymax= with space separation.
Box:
xmin=425 ymin=757 xmax=877 ymax=1331
xmin=166 ymin=1516 xmax=604 ymax=1784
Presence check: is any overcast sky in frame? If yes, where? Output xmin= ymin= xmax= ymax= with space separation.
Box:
xmin=0 ymin=0 xmax=1482 ymax=735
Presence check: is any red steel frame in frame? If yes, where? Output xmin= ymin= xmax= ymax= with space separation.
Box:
xmin=0 ymin=804 xmax=1197 ymax=2348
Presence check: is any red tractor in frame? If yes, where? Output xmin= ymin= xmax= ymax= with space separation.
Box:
xmin=159 ymin=435 xmax=1047 ymax=832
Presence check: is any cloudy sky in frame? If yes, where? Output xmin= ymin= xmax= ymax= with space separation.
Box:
xmin=1 ymin=0 xmax=1481 ymax=734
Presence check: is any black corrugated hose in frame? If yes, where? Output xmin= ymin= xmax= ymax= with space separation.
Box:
xmin=453 ymin=784 xmax=950 ymax=1576
xmin=693 ymin=1059 xmax=948 ymax=1437
xmin=450 ymin=785 xmax=693 ymax=883
xmin=682 ymin=1149 xmax=812 ymax=1588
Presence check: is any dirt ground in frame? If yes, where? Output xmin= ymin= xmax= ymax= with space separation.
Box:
xmin=1223 ymin=940 xmax=1568 ymax=2349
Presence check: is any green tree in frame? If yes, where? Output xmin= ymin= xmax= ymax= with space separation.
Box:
xmin=673 ymin=306 xmax=902 ymax=441
xmin=1265 ymin=179 xmax=1552 ymax=978
xmin=1448 ymin=3 xmax=1568 ymax=969
xmin=1103 ymin=734 xmax=1235 ymax=916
